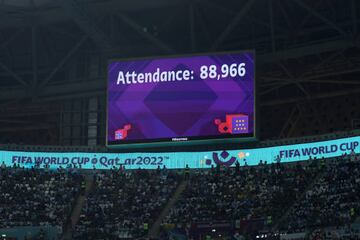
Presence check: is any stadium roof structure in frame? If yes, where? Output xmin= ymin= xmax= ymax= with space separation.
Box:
xmin=0 ymin=0 xmax=360 ymax=146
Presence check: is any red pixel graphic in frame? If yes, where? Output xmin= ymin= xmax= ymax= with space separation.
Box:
xmin=115 ymin=124 xmax=132 ymax=140
xmin=214 ymin=114 xmax=249 ymax=134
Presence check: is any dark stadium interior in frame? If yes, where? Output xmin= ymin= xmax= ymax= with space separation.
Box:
xmin=1 ymin=1 xmax=360 ymax=240
xmin=0 ymin=0 xmax=360 ymax=147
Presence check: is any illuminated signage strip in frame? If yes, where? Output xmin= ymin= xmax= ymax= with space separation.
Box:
xmin=1 ymin=135 xmax=359 ymax=170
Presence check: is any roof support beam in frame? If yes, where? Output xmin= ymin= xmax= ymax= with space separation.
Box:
xmin=40 ymin=35 xmax=87 ymax=87
xmin=260 ymin=39 xmax=353 ymax=63
xmin=31 ymin=25 xmax=38 ymax=89
xmin=59 ymin=0 xmax=115 ymax=51
xmin=189 ymin=4 xmax=196 ymax=52
xmin=1 ymin=28 xmax=25 ymax=49
xmin=0 ymin=61 xmax=27 ymax=86
xmin=118 ymin=14 xmax=176 ymax=54
xmin=262 ymin=87 xmax=360 ymax=106
xmin=292 ymin=0 xmax=347 ymax=36
xmin=269 ymin=0 xmax=276 ymax=52
xmin=352 ymin=0 xmax=358 ymax=35
xmin=211 ymin=0 xmax=256 ymax=50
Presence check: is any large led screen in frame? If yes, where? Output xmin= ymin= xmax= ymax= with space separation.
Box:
xmin=107 ymin=51 xmax=255 ymax=145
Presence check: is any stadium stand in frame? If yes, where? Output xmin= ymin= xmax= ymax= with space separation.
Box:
xmin=280 ymin=152 xmax=360 ymax=233
xmin=73 ymin=168 xmax=180 ymax=239
xmin=160 ymin=161 xmax=319 ymax=239
xmin=1 ymin=151 xmax=360 ymax=239
xmin=0 ymin=167 xmax=83 ymax=238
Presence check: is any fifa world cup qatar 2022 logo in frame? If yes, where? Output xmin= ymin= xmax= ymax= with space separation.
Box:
xmin=204 ymin=150 xmax=237 ymax=167
xmin=203 ymin=150 xmax=251 ymax=167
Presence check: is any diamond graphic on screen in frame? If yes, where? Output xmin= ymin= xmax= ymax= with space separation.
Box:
xmin=215 ymin=114 xmax=249 ymax=134
xmin=115 ymin=124 xmax=132 ymax=140
xmin=144 ymin=65 xmax=217 ymax=135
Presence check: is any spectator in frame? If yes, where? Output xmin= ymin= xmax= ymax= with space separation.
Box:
xmin=184 ymin=164 xmax=190 ymax=180
xmin=235 ymin=160 xmax=240 ymax=173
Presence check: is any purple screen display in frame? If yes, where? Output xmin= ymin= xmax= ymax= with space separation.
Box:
xmin=107 ymin=52 xmax=255 ymax=144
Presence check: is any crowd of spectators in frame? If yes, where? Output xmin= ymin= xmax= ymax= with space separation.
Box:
xmin=0 ymin=166 xmax=83 ymax=235
xmin=281 ymin=153 xmax=360 ymax=233
xmin=73 ymin=167 xmax=180 ymax=239
xmin=163 ymin=161 xmax=319 ymax=227
xmin=72 ymin=153 xmax=360 ymax=239
xmin=1 ymin=152 xmax=360 ymax=240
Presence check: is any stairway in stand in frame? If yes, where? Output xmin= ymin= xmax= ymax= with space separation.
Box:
xmin=148 ymin=179 xmax=188 ymax=238
xmin=62 ymin=173 xmax=94 ymax=240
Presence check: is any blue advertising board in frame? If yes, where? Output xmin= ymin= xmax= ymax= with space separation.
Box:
xmin=1 ymin=136 xmax=359 ymax=170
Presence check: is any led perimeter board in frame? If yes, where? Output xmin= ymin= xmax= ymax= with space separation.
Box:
xmin=107 ymin=51 xmax=255 ymax=147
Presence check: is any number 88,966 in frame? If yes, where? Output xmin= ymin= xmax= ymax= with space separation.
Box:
xmin=199 ymin=63 xmax=246 ymax=80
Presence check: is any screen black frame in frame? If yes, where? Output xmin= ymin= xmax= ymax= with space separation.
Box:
xmin=106 ymin=50 xmax=257 ymax=148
